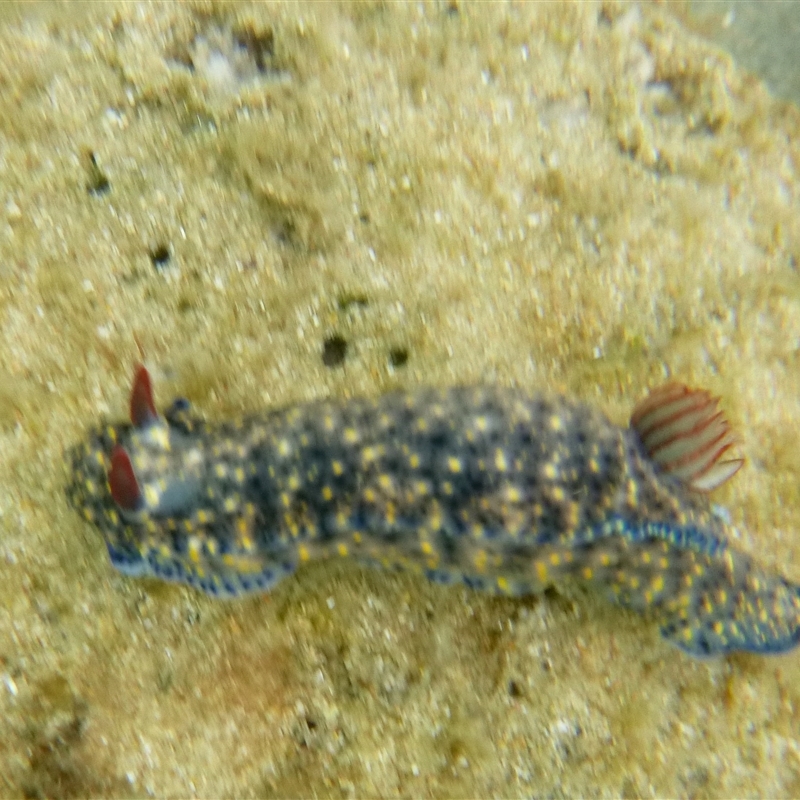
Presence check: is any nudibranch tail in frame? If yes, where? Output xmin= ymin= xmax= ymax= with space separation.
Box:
xmin=630 ymin=382 xmax=743 ymax=492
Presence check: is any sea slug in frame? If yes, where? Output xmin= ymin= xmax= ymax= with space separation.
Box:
xmin=67 ymin=366 xmax=800 ymax=658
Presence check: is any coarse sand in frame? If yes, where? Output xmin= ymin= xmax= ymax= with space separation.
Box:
xmin=1 ymin=1 xmax=800 ymax=796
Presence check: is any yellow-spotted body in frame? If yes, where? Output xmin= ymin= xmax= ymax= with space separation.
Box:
xmin=66 ymin=368 xmax=800 ymax=658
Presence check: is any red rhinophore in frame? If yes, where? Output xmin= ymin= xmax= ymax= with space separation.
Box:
xmin=130 ymin=363 xmax=158 ymax=428
xmin=630 ymin=382 xmax=744 ymax=492
xmin=109 ymin=445 xmax=143 ymax=511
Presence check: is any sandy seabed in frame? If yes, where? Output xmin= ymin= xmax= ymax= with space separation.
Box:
xmin=1 ymin=1 xmax=800 ymax=797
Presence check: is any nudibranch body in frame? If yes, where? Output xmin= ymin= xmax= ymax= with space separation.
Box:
xmin=67 ymin=366 xmax=800 ymax=658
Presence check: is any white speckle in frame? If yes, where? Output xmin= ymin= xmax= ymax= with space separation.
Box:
xmin=327 ymin=596 xmax=335 ymax=609
xmin=711 ymin=503 xmax=732 ymax=525
xmin=82 ymin=279 xmax=94 ymax=292
xmin=104 ymin=107 xmax=125 ymax=128
xmin=5 ymin=199 xmax=21 ymax=221
xmin=2 ymin=673 xmax=18 ymax=696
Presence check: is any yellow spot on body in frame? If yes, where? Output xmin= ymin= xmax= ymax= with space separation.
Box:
xmin=344 ymin=427 xmax=359 ymax=444
xmin=543 ymin=463 xmax=557 ymax=480
xmin=551 ymin=486 xmax=565 ymax=502
xmin=188 ymin=537 xmax=202 ymax=564
xmin=536 ymin=561 xmax=549 ymax=583
xmin=322 ymin=486 xmax=333 ymax=501
xmin=415 ymin=417 xmax=428 ymax=432
xmin=565 ymin=502 xmax=579 ymax=528
xmin=379 ymin=474 xmax=393 ymax=490
xmin=475 ymin=415 xmax=488 ymax=432
xmin=588 ymin=458 xmax=599 ymax=473
xmin=281 ymin=492 xmax=291 ymax=508
xmin=421 ymin=541 xmax=434 ymax=556
xmin=385 ymin=501 xmax=396 ymax=526
xmin=504 ymin=485 xmax=521 ymax=503
xmin=447 ymin=456 xmax=462 ymax=473
xmin=652 ymin=575 xmax=664 ymax=593
xmin=494 ymin=449 xmax=508 ymax=472
xmin=324 ymin=415 xmax=334 ymax=431
xmin=362 ymin=446 xmax=377 ymax=463
xmin=353 ymin=532 xmax=363 ymax=544
xmin=144 ymin=484 xmax=161 ymax=508
xmin=337 ymin=543 xmax=349 ymax=557
xmin=332 ymin=460 xmax=343 ymax=476
xmin=409 ymin=453 xmax=420 ymax=469
xmin=582 ymin=567 xmax=593 ymax=580
xmin=497 ymin=576 xmax=510 ymax=593
xmin=236 ymin=517 xmax=249 ymax=536
xmin=442 ymin=481 xmax=453 ymax=495
xmin=549 ymin=414 xmax=563 ymax=431
xmin=299 ymin=545 xmax=311 ymax=562
xmin=277 ymin=439 xmax=291 ymax=456
xmin=288 ymin=474 xmax=300 ymax=490
xmin=474 ymin=550 xmax=488 ymax=572
xmin=223 ymin=495 xmax=239 ymax=513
